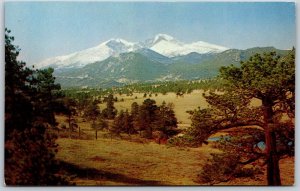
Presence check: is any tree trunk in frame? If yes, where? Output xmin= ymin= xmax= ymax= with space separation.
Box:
xmin=68 ymin=114 xmax=71 ymax=129
xmin=78 ymin=126 xmax=80 ymax=138
xmin=68 ymin=114 xmax=71 ymax=139
xmin=262 ymin=98 xmax=281 ymax=185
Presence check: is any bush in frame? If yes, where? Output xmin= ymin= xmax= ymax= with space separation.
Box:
xmin=140 ymin=130 xmax=152 ymax=139
xmin=197 ymin=152 xmax=262 ymax=185
xmin=167 ymin=134 xmax=200 ymax=147
xmin=5 ymin=127 xmax=69 ymax=185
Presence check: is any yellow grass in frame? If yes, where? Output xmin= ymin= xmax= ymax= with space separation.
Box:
xmin=56 ymin=137 xmax=220 ymax=185
xmin=99 ymin=90 xmax=209 ymax=126
xmin=56 ymin=136 xmax=294 ymax=186
xmin=98 ymin=90 xmax=261 ymax=127
xmin=54 ymin=89 xmax=293 ymax=186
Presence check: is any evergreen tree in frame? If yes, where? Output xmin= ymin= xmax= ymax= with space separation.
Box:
xmin=5 ymin=29 xmax=35 ymax=135
xmin=220 ymin=51 xmax=294 ymax=185
xmin=63 ymin=98 xmax=78 ymax=136
xmin=131 ymin=102 xmax=139 ymax=117
xmin=84 ymin=101 xmax=101 ymax=122
xmin=91 ymin=117 xmax=108 ymax=140
xmin=157 ymin=102 xmax=178 ymax=137
xmin=189 ymin=51 xmax=295 ymax=185
xmin=33 ymin=68 xmax=61 ymax=126
xmin=111 ymin=110 xmax=125 ymax=137
xmin=139 ymin=99 xmax=159 ymax=138
xmin=123 ymin=110 xmax=135 ymax=135
xmin=131 ymin=102 xmax=141 ymax=134
xmin=102 ymin=94 xmax=117 ymax=119
xmin=5 ymin=29 xmax=68 ymax=185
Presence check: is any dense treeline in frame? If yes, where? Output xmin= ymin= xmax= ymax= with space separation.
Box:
xmin=120 ymin=79 xmax=224 ymax=95
xmin=61 ymin=78 xmax=224 ymax=101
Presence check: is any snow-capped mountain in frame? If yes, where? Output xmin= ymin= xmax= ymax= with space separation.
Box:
xmin=36 ymin=38 xmax=140 ymax=69
xmin=54 ymin=47 xmax=289 ymax=88
xmin=36 ymin=34 xmax=228 ymax=69
xmin=145 ymin=34 xmax=228 ymax=57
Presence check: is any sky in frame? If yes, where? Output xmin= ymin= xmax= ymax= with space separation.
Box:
xmin=5 ymin=1 xmax=296 ymax=65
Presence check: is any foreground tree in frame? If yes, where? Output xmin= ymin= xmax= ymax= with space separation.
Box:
xmin=5 ymin=29 xmax=34 ymax=135
xmin=33 ymin=68 xmax=62 ymax=125
xmin=5 ymin=29 xmax=68 ymax=185
xmin=190 ymin=51 xmax=295 ymax=185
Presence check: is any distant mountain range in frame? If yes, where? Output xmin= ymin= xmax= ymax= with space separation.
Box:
xmin=35 ymin=34 xmax=290 ymax=88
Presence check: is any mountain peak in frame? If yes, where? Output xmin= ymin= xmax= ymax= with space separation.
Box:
xmin=37 ymin=34 xmax=229 ymax=69
xmin=103 ymin=38 xmax=135 ymax=46
xmin=153 ymin=34 xmax=175 ymax=43
xmin=147 ymin=34 xmax=228 ymax=57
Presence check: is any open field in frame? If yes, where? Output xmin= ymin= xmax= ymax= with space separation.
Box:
xmin=55 ymin=89 xmax=292 ymax=186
xmin=99 ymin=90 xmax=209 ymax=126
xmin=56 ymin=137 xmax=217 ymax=185
xmin=57 ymin=88 xmax=261 ymax=131
xmin=56 ymin=136 xmax=294 ymax=185
xmin=97 ymin=90 xmax=261 ymax=127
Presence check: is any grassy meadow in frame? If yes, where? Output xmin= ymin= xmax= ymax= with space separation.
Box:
xmin=55 ymin=129 xmax=294 ymax=185
xmin=56 ymin=137 xmax=216 ymax=185
xmin=99 ymin=90 xmax=260 ymax=126
xmin=54 ymin=90 xmax=293 ymax=185
xmin=100 ymin=90 xmax=209 ymax=126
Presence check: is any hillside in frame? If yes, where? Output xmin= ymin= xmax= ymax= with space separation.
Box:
xmin=54 ymin=47 xmax=290 ymax=87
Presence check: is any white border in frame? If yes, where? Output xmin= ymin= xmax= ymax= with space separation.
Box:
xmin=0 ymin=0 xmax=298 ymax=191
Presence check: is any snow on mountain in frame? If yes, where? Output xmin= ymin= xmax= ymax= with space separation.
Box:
xmin=36 ymin=38 xmax=140 ymax=69
xmin=146 ymin=34 xmax=228 ymax=57
xmin=36 ymin=34 xmax=228 ymax=69
xmin=145 ymin=34 xmax=184 ymax=57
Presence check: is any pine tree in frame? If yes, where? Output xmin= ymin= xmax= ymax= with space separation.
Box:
xmin=111 ymin=110 xmax=125 ymax=137
xmin=139 ymin=99 xmax=159 ymax=138
xmin=63 ymin=98 xmax=78 ymax=137
xmin=102 ymin=94 xmax=117 ymax=119
xmin=5 ymin=29 xmax=68 ymax=185
xmin=91 ymin=117 xmax=108 ymax=140
xmin=84 ymin=101 xmax=101 ymax=122
xmin=5 ymin=28 xmax=35 ymax=135
xmin=189 ymin=51 xmax=295 ymax=185
xmin=157 ymin=102 xmax=178 ymax=137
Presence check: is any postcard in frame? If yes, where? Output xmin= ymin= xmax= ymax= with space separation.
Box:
xmin=4 ymin=1 xmax=295 ymax=186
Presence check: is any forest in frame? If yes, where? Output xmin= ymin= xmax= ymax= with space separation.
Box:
xmin=5 ymin=29 xmax=295 ymax=186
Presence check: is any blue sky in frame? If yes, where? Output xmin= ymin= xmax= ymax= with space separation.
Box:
xmin=5 ymin=2 xmax=296 ymax=65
